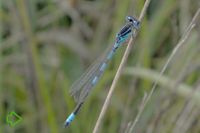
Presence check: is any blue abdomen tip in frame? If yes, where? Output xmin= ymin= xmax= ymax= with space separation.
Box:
xmin=65 ymin=113 xmax=75 ymax=126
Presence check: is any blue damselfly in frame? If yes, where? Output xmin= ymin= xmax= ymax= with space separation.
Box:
xmin=64 ymin=16 xmax=140 ymax=127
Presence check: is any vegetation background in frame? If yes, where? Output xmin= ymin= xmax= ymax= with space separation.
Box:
xmin=0 ymin=0 xmax=200 ymax=133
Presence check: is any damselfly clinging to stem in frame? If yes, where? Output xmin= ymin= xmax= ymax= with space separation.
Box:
xmin=64 ymin=16 xmax=140 ymax=127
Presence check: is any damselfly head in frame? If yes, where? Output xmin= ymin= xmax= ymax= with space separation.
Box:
xmin=126 ymin=16 xmax=140 ymax=29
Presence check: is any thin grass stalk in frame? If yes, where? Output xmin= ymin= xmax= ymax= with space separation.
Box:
xmin=127 ymin=8 xmax=200 ymax=133
xmin=0 ymin=0 xmax=3 ymax=132
xmin=125 ymin=92 xmax=147 ymax=133
xmin=124 ymin=67 xmax=200 ymax=102
xmin=16 ymin=0 xmax=58 ymax=132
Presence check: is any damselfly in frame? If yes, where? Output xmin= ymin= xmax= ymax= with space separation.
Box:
xmin=64 ymin=16 xmax=140 ymax=127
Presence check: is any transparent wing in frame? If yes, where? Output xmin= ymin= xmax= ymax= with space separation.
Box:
xmin=70 ymin=57 xmax=102 ymax=101
xmin=70 ymin=42 xmax=115 ymax=103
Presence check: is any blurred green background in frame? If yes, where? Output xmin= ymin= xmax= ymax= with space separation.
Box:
xmin=0 ymin=0 xmax=200 ymax=133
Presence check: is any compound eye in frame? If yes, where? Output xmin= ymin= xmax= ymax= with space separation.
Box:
xmin=132 ymin=19 xmax=140 ymax=28
xmin=126 ymin=16 xmax=133 ymax=22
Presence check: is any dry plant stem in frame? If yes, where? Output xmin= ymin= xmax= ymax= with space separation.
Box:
xmin=92 ymin=0 xmax=151 ymax=133
xmin=126 ymin=93 xmax=148 ymax=133
xmin=128 ymin=8 xmax=200 ymax=133
xmin=173 ymin=78 xmax=200 ymax=132
xmin=124 ymin=67 xmax=200 ymax=102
